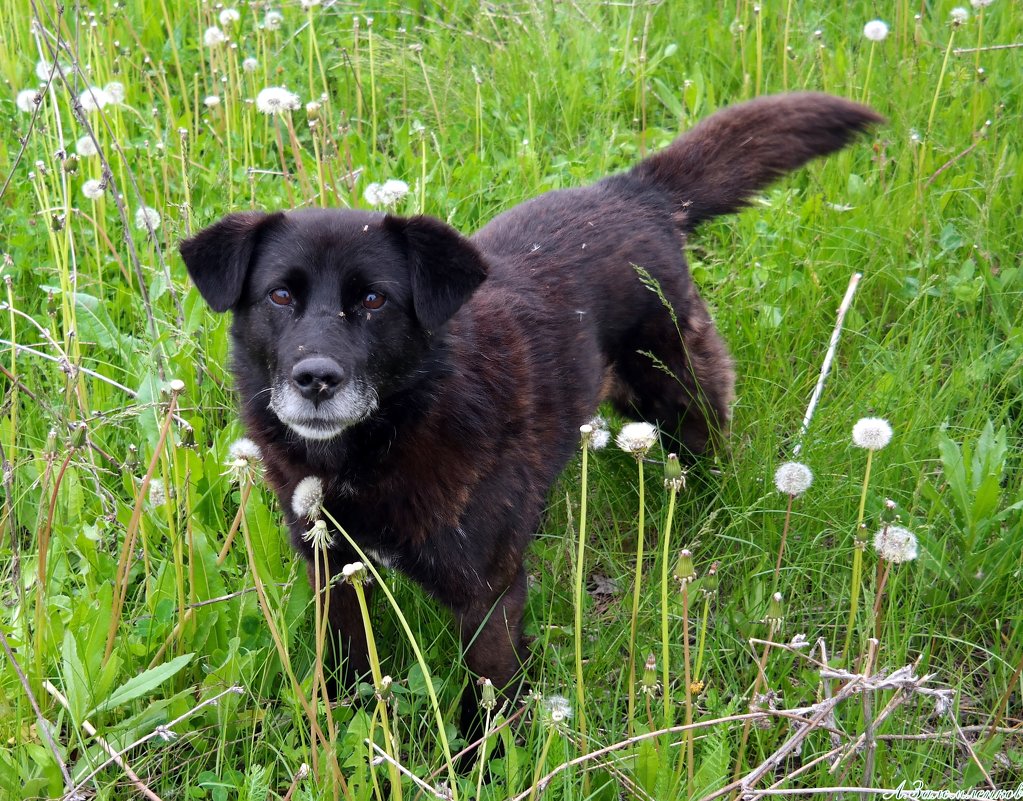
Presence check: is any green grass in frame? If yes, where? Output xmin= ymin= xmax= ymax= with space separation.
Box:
xmin=2 ymin=0 xmax=1022 ymax=798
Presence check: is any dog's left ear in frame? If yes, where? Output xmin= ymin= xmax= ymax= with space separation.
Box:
xmin=384 ymin=215 xmax=488 ymax=330
xmin=179 ymin=211 xmax=285 ymax=312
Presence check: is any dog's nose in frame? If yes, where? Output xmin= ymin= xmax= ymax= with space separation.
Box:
xmin=291 ymin=357 xmax=345 ymax=403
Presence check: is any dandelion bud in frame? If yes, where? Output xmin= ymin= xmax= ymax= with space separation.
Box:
xmin=479 ymin=677 xmax=497 ymax=711
xmin=124 ymin=444 xmax=139 ymax=471
xmin=305 ymin=101 xmax=321 ymax=120
xmin=701 ymin=561 xmax=720 ymax=597
xmin=71 ymin=422 xmax=87 ymax=448
xmin=664 ymin=453 xmax=685 ymax=491
xmin=640 ymin=653 xmax=660 ymax=696
xmin=766 ymin=592 xmax=784 ymax=626
xmin=179 ymin=424 xmax=195 ymax=449
xmin=673 ymin=548 xmax=696 ymax=587
xmin=375 ymin=675 xmax=393 ymax=701
xmin=45 ymin=428 xmax=59 ymax=457
xmin=62 ymin=154 xmax=80 ymax=174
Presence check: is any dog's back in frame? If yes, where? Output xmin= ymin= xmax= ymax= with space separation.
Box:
xmin=470 ymin=93 xmax=881 ymax=452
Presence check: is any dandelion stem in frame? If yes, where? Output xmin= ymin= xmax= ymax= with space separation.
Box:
xmin=844 ymin=449 xmax=873 ymax=661
xmin=626 ymin=457 xmax=646 ymax=735
xmin=573 ymin=433 xmax=590 ymax=784
xmin=660 ymin=482 xmax=678 ymax=729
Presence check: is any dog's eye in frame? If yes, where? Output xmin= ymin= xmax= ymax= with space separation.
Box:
xmin=362 ymin=291 xmax=386 ymax=310
xmin=268 ymin=288 xmax=293 ymax=306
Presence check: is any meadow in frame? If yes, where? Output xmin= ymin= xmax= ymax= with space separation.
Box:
xmin=1 ymin=0 xmax=1021 ymax=798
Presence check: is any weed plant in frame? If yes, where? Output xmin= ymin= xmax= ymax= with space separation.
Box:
xmin=1 ymin=0 xmax=1021 ymax=799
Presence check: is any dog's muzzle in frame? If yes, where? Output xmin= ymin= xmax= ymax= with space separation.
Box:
xmin=268 ymin=359 xmax=379 ymax=441
xmin=292 ymin=356 xmax=345 ymax=405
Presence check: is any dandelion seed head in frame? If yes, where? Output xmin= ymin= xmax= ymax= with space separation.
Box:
xmin=204 ymin=95 xmax=221 ymax=108
xmin=300 ymin=0 xmax=322 ymax=7
xmin=774 ymin=461 xmax=813 ymax=497
xmin=148 ymin=478 xmax=167 ymax=508
xmin=615 ymin=421 xmax=658 ymax=456
xmin=104 ymin=81 xmax=125 ymax=104
xmin=255 ymin=86 xmax=300 ymax=115
xmin=852 ymin=417 xmax=893 ymax=450
xmin=863 ymin=19 xmax=889 ymax=41
xmin=873 ymin=524 xmax=918 ymax=563
xmin=79 ymin=86 xmax=113 ymax=112
xmin=586 ymin=416 xmax=610 ymax=450
xmin=543 ymin=694 xmax=572 ymax=724
xmin=134 ymin=206 xmax=161 ymax=231
xmin=228 ymin=438 xmax=261 ymax=462
xmin=76 ymin=136 xmax=98 ymax=157
xmin=218 ymin=7 xmax=240 ymax=25
xmin=16 ymin=88 xmax=41 ymax=113
xmin=203 ymin=26 xmax=227 ymax=47
xmin=363 ymin=178 xmax=409 ymax=207
xmin=264 ymin=10 xmax=284 ymax=30
xmin=242 ymin=56 xmax=258 ymax=72
xmin=82 ymin=179 xmax=104 ymax=200
xmin=950 ymin=6 xmax=969 ymax=24
xmin=292 ymin=475 xmax=324 ymax=520
xmin=970 ymin=0 xmax=993 ymax=7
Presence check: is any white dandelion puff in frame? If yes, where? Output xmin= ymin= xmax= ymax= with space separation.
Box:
xmin=255 ymin=86 xmax=300 ymax=115
xmin=218 ymin=7 xmax=241 ymax=25
xmin=970 ymin=0 xmax=993 ymax=7
xmin=300 ymin=0 xmax=322 ymax=7
xmin=76 ymin=136 xmax=98 ymax=157
xmin=228 ymin=438 xmax=261 ymax=462
xmin=79 ymin=86 xmax=113 ymax=112
xmin=204 ymin=95 xmax=221 ymax=108
xmin=543 ymin=694 xmax=572 ymax=724
xmin=16 ymin=89 xmax=40 ymax=113
xmin=135 ymin=206 xmax=161 ymax=231
xmin=242 ymin=56 xmax=258 ymax=72
xmin=852 ymin=417 xmax=893 ymax=450
xmin=203 ymin=26 xmax=227 ymax=47
xmin=363 ymin=178 xmax=409 ymax=207
xmin=615 ymin=421 xmax=658 ymax=456
xmin=873 ymin=525 xmax=918 ymax=564
xmin=35 ymin=60 xmax=52 ymax=82
xmin=148 ymin=478 xmax=167 ymax=508
xmin=264 ymin=10 xmax=284 ymax=30
xmin=104 ymin=81 xmax=125 ymax=104
xmin=586 ymin=416 xmax=611 ymax=450
xmin=292 ymin=476 xmax=324 ymax=520
xmin=950 ymin=7 xmax=969 ymax=24
xmin=863 ymin=20 xmax=889 ymax=41
xmin=82 ymin=179 xmax=104 ymax=200
xmin=774 ymin=461 xmax=813 ymax=497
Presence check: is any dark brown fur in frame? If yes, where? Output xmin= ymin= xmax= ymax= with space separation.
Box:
xmin=180 ymin=93 xmax=881 ymax=731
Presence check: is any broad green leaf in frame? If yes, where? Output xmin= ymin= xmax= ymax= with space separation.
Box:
xmin=86 ymin=653 xmax=193 ymax=717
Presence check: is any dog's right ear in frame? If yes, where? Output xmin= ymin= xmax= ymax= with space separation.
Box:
xmin=179 ymin=211 xmax=284 ymax=312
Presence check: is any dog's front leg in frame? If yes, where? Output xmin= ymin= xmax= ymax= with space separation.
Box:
xmin=306 ymin=560 xmax=372 ymax=699
xmin=455 ymin=566 xmax=529 ymax=737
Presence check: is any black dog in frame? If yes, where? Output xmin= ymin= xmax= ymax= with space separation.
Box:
xmin=181 ymin=93 xmax=880 ymax=728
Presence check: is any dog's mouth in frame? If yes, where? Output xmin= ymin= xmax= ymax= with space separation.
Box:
xmin=268 ymin=380 xmax=378 ymax=441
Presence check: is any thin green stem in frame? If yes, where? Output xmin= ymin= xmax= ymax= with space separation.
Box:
xmin=626 ymin=458 xmax=645 ymax=734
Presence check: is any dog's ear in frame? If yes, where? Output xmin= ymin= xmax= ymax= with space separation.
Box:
xmin=179 ymin=212 xmax=284 ymax=312
xmin=384 ymin=214 xmax=488 ymax=330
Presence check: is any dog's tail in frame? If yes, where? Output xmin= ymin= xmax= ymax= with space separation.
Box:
xmin=630 ymin=93 xmax=882 ymax=233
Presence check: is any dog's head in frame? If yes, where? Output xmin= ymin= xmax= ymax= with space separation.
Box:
xmin=180 ymin=209 xmax=488 ymax=441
